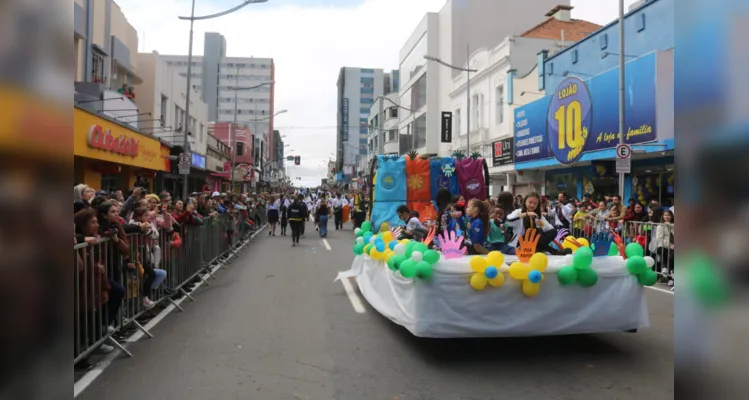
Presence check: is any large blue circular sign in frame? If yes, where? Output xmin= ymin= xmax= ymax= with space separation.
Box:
xmin=546 ymin=77 xmax=593 ymax=164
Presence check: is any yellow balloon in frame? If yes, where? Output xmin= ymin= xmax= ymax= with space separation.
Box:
xmin=576 ymin=238 xmax=589 ymax=248
xmin=370 ymin=248 xmax=382 ymax=259
xmin=509 ymin=262 xmax=530 ymax=280
xmin=562 ymin=236 xmax=577 ymax=250
xmin=521 ymin=280 xmax=540 ymax=297
xmin=382 ymin=231 xmax=394 ymax=243
xmin=486 ymin=251 xmax=504 ymax=267
xmin=380 ymin=222 xmax=390 ymax=232
xmin=470 ymin=273 xmax=488 ymax=290
xmin=470 ymin=256 xmax=488 ymax=273
xmin=364 ymin=244 xmax=373 ymax=254
xmin=488 ymin=274 xmax=505 ymax=288
xmin=529 ymin=253 xmax=548 ymax=272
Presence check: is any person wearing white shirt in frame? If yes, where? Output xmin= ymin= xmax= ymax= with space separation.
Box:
xmin=332 ymin=194 xmax=344 ymax=230
xmin=505 ymin=193 xmax=558 ymax=254
xmin=552 ymin=192 xmax=574 ymax=230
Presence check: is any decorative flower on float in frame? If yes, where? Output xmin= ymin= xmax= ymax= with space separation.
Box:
xmin=468 ymin=251 xmax=506 ymax=290
xmin=508 ymin=229 xmax=548 ymax=297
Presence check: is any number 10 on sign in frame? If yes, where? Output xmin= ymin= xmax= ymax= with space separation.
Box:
xmin=546 ymin=77 xmax=593 ymax=165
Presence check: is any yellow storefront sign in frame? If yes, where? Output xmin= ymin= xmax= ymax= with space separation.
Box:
xmin=74 ymin=108 xmax=168 ymax=171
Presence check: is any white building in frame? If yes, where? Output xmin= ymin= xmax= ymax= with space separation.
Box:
xmin=134 ymin=51 xmax=209 ymax=156
xmin=397 ymin=0 xmax=571 ymax=158
xmin=160 ymin=32 xmax=276 ymax=172
xmin=367 ymin=92 xmax=401 ymax=160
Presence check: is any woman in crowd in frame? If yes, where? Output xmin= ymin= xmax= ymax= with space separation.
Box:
xmin=74 ymin=184 xmax=96 ymax=213
xmin=129 ymin=207 xmax=167 ymax=309
xmin=74 ymin=208 xmax=118 ymax=370
xmin=94 ymin=202 xmax=130 ymax=333
xmin=654 ymin=209 xmax=675 ymax=286
xmin=585 ymin=200 xmax=610 ymax=234
xmin=266 ymin=195 xmax=280 ymax=236
xmin=506 ymin=193 xmax=557 ymax=254
xmin=316 ymin=199 xmax=332 ymax=238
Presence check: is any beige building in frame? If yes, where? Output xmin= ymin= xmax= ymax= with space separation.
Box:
xmin=134 ymin=51 xmax=210 ymax=155
xmin=74 ymin=0 xmax=143 ymax=125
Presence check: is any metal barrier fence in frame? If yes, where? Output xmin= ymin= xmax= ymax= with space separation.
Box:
xmin=74 ymin=214 xmax=261 ymax=365
xmin=568 ymin=220 xmax=674 ymax=283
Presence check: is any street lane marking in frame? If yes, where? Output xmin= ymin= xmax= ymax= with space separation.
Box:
xmin=646 ymin=285 xmax=674 ymax=295
xmin=341 ymin=278 xmax=366 ymax=314
xmin=322 ymin=239 xmax=332 ymax=251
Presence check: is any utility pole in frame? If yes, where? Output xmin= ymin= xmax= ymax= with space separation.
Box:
xmin=230 ymin=67 xmax=239 ymax=193
xmin=465 ymin=43 xmax=471 ymax=155
xmin=617 ymin=0 xmax=626 ymax=197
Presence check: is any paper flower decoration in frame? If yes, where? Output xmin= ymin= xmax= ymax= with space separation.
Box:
xmin=557 ymin=247 xmax=599 ymax=287
xmin=438 ymin=230 xmax=466 ymax=260
xmin=441 ymin=164 xmax=455 ymax=177
xmin=509 ymin=252 xmax=548 ymax=297
xmin=468 ymin=252 xmax=506 ymax=290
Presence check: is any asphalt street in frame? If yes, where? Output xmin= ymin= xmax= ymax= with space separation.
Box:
xmin=76 ymin=221 xmax=674 ymax=400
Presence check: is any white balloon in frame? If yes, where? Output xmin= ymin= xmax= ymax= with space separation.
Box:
xmin=369 ymin=236 xmax=376 ymax=244
xmin=411 ymin=251 xmax=423 ymax=263
xmin=393 ymin=243 xmax=406 ymax=255
xmin=354 ymin=228 xmax=362 ymax=235
xmin=356 ymin=237 xmax=364 ymax=245
xmin=644 ymin=256 xmax=655 ymax=268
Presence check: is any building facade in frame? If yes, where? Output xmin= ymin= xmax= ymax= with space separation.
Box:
xmin=74 ymin=0 xmax=143 ymax=126
xmin=513 ymin=0 xmax=674 ymax=205
xmin=208 ymin=122 xmax=256 ymax=193
xmin=134 ymin=51 xmax=209 ymax=156
xmin=447 ymin=6 xmax=601 ymax=195
xmin=336 ymin=67 xmax=390 ymax=180
xmin=160 ymin=32 xmax=275 ymax=171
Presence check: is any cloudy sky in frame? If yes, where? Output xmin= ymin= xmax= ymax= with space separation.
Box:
xmin=118 ymin=0 xmax=638 ymax=187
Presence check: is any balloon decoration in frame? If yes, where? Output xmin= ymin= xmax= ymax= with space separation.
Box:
xmin=623 ymin=242 xmax=657 ymax=286
xmin=468 ymin=252 xmax=506 ymax=290
xmin=562 ymin=236 xmax=590 ymax=253
xmin=353 ymin=220 xmax=437 ymax=280
xmin=557 ymin=247 xmax=599 ymax=287
xmin=508 ymin=252 xmax=548 ymax=297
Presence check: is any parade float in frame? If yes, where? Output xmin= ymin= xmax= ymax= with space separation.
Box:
xmin=335 ymin=154 xmax=655 ymax=338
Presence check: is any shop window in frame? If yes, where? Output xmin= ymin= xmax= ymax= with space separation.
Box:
xmin=600 ymin=34 xmax=608 ymax=50
xmin=637 ymin=14 xmax=646 ymax=32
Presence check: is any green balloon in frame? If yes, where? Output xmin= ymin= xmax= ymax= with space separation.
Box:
xmin=363 ymin=243 xmax=373 ymax=255
xmin=557 ymin=266 xmax=578 ymax=285
xmin=405 ymin=241 xmax=416 ymax=258
xmin=576 ymin=268 xmax=599 ymax=287
xmin=392 ymin=255 xmax=407 ymax=270
xmin=626 ymin=256 xmax=647 ymax=275
xmin=361 ymin=221 xmax=372 ymax=233
xmin=415 ymin=261 xmax=433 ymax=279
xmin=638 ymin=269 xmax=658 ymax=286
xmin=690 ymin=254 xmax=729 ymax=307
xmin=573 ymin=247 xmax=594 ymax=269
xmin=353 ymin=243 xmax=365 ymax=255
xmin=399 ymin=259 xmax=417 ymax=278
xmin=423 ymin=250 xmax=440 ymax=264
xmin=387 ymin=257 xmax=397 ymax=270
xmin=608 ymin=242 xmax=620 ymax=256
xmin=413 ymin=243 xmax=429 ymax=254
xmin=625 ymin=242 xmax=644 ymax=258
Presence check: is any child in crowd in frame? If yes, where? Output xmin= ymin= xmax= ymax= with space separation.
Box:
xmin=608 ymin=204 xmax=622 ymax=232
xmin=279 ymin=201 xmax=288 ymax=236
xmin=397 ymin=205 xmax=429 ymax=241
xmin=464 ymin=199 xmax=489 ymax=255
xmin=446 ymin=204 xmax=468 ymax=235
xmin=486 ymin=207 xmax=514 ymax=255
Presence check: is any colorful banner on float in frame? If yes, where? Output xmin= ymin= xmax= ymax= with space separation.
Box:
xmin=513 ymin=51 xmax=657 ymax=164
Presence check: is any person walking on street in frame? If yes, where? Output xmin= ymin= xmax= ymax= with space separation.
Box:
xmin=287 ymin=195 xmax=305 ymax=246
xmin=333 ymin=193 xmax=343 ymax=230
xmin=266 ymin=195 xmax=280 ymax=236
xmin=316 ymin=201 xmax=331 ymax=238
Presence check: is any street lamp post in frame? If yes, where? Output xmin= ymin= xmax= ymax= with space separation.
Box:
xmin=424 ymin=45 xmax=477 ymax=155
xmin=177 ymin=0 xmax=268 ymax=201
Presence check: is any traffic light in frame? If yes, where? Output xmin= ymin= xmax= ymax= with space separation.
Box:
xmin=294 ymin=155 xmax=301 ymax=165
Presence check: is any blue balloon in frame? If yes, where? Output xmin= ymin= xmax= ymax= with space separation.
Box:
xmin=528 ymin=270 xmax=542 ymax=284
xmin=388 ymin=241 xmax=397 ymax=250
xmin=484 ymin=266 xmax=498 ymax=279
xmin=363 ymin=232 xmax=373 ymax=243
xmin=375 ymin=241 xmax=385 ymax=252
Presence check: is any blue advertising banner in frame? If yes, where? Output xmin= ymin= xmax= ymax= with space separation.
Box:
xmin=191 ymin=152 xmax=206 ymax=169
xmin=514 ymin=52 xmax=657 ymax=164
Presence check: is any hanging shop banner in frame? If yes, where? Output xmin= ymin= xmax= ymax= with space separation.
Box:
xmin=513 ymin=51 xmax=657 ymax=164
xmin=342 ymin=98 xmax=350 ymax=142
xmin=492 ymin=138 xmax=514 ymax=166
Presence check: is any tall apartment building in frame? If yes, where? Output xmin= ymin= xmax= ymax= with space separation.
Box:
xmin=160 ymin=32 xmax=276 ymax=172
xmin=336 ymin=68 xmax=398 ymax=176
